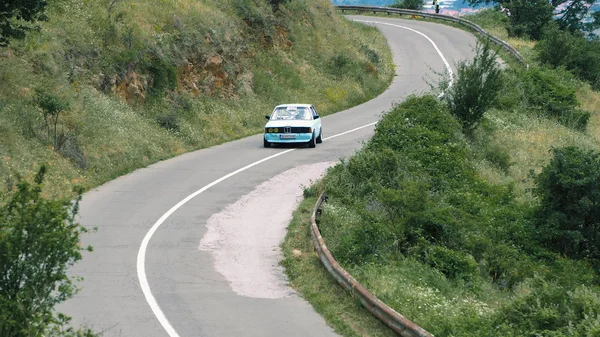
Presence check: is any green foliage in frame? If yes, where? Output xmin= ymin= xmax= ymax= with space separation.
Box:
xmin=0 ymin=166 xmax=95 ymax=337
xmin=313 ymin=90 xmax=600 ymax=334
xmin=535 ymin=24 xmax=600 ymax=89
xmin=519 ymin=66 xmax=590 ymax=130
xmin=466 ymin=0 xmax=599 ymax=35
xmin=0 ymin=0 xmax=48 ymax=46
xmin=505 ymin=0 xmax=554 ymax=40
xmin=0 ymin=0 xmax=394 ymax=197
xmin=442 ymin=42 xmax=503 ymax=134
xmin=370 ymin=96 xmax=467 ymax=174
xmin=390 ymin=0 xmax=424 ymax=10
xmin=484 ymin=143 xmax=513 ymax=173
xmin=553 ymin=0 xmax=600 ymax=34
xmin=495 ymin=64 xmax=590 ymax=131
xmin=234 ymin=0 xmax=279 ymax=43
xmin=268 ymin=0 xmax=289 ymax=11
xmin=147 ymin=55 xmax=178 ymax=98
xmin=34 ymin=89 xmax=71 ymax=149
xmin=492 ymin=276 xmax=600 ymax=337
xmin=534 ymin=146 xmax=600 ymax=260
xmin=321 ymin=96 xmax=534 ymax=288
xmin=423 ymin=245 xmax=479 ymax=284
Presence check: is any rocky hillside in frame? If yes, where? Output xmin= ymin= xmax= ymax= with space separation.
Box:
xmin=0 ymin=0 xmax=393 ymax=198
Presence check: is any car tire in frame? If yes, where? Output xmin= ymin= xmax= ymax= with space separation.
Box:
xmin=264 ymin=138 xmax=271 ymax=148
xmin=308 ymin=132 xmax=316 ymax=148
xmin=316 ymin=128 xmax=323 ymax=144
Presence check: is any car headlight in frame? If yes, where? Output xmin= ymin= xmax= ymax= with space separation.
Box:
xmin=308 ymin=127 xmax=312 ymax=133
xmin=274 ymin=128 xmax=279 ymax=133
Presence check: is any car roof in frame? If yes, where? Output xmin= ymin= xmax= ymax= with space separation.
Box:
xmin=274 ymin=104 xmax=313 ymax=109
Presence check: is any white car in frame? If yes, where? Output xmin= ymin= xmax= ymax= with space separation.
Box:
xmin=263 ymin=104 xmax=323 ymax=148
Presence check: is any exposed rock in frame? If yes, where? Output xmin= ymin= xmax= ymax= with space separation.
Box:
xmin=113 ymin=71 xmax=146 ymax=105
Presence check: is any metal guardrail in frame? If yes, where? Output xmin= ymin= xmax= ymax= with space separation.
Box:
xmin=310 ymin=193 xmax=433 ymax=337
xmin=309 ymin=8 xmax=528 ymax=334
xmin=335 ymin=5 xmax=528 ymax=68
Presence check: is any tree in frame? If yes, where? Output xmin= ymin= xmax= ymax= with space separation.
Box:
xmin=466 ymin=0 xmax=599 ymax=35
xmin=441 ymin=42 xmax=503 ymax=134
xmin=505 ymin=0 xmax=554 ymax=40
xmin=390 ymin=0 xmax=424 ymax=10
xmin=552 ymin=0 xmax=600 ymax=34
xmin=534 ymin=146 xmax=600 ymax=260
xmin=0 ymin=0 xmax=48 ymax=46
xmin=0 ymin=166 xmax=94 ymax=337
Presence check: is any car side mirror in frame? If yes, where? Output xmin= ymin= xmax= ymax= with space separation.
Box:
xmin=265 ymin=115 xmax=271 ymax=120
xmin=314 ymin=115 xmax=320 ymax=119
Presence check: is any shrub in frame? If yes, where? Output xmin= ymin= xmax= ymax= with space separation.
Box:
xmin=234 ymin=0 xmax=279 ymax=45
xmin=423 ymin=245 xmax=479 ymax=284
xmin=442 ymin=42 xmax=503 ymax=135
xmin=536 ymin=24 xmax=600 ymax=89
xmin=519 ymin=66 xmax=579 ymax=117
xmin=534 ymin=146 xmax=600 ymax=260
xmin=493 ymin=276 xmax=600 ymax=336
xmin=518 ymin=65 xmax=590 ymax=130
xmin=35 ymin=89 xmax=71 ymax=149
xmin=484 ymin=143 xmax=512 ymax=173
xmin=0 ymin=166 xmax=95 ymax=337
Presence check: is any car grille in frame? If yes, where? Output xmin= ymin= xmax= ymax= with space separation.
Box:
xmin=265 ymin=126 xmax=312 ymax=133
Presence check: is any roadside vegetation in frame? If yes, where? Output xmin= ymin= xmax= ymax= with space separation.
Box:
xmin=283 ymin=4 xmax=600 ymax=337
xmin=0 ymin=0 xmax=394 ymax=335
xmin=0 ymin=0 xmax=393 ymax=199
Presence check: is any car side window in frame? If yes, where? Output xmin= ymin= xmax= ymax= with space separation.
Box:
xmin=311 ymin=106 xmax=319 ymax=118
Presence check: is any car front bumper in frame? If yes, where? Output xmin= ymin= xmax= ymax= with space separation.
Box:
xmin=264 ymin=133 xmax=312 ymax=143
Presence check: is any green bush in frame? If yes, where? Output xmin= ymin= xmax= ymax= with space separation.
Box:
xmin=442 ymin=42 xmax=503 ymax=134
xmin=519 ymin=66 xmax=579 ymax=117
xmin=502 ymin=65 xmax=590 ymax=131
xmin=423 ymin=246 xmax=479 ymax=284
xmin=534 ymin=146 xmax=600 ymax=260
xmin=536 ymin=23 xmax=600 ymax=89
xmin=0 ymin=167 xmax=95 ymax=337
xmin=234 ymin=0 xmax=279 ymax=44
xmin=518 ymin=66 xmax=590 ymax=130
xmin=493 ymin=276 xmax=600 ymax=336
xmin=369 ymin=95 xmax=469 ymax=185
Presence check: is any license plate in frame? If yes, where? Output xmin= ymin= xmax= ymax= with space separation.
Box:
xmin=280 ymin=134 xmax=296 ymax=139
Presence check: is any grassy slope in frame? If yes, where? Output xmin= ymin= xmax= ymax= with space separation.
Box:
xmin=282 ymin=8 xmax=600 ymax=337
xmin=0 ymin=0 xmax=393 ymax=199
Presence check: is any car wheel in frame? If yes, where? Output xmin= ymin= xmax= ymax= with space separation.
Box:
xmin=308 ymin=132 xmax=316 ymax=148
xmin=316 ymin=128 xmax=323 ymax=144
xmin=264 ymin=138 xmax=271 ymax=148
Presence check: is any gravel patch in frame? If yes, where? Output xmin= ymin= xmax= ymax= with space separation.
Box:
xmin=199 ymin=161 xmax=336 ymax=299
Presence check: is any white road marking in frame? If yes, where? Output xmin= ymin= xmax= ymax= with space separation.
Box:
xmin=354 ymin=19 xmax=455 ymax=91
xmin=199 ymin=161 xmax=336 ymax=299
xmin=136 ymin=21 xmax=454 ymax=337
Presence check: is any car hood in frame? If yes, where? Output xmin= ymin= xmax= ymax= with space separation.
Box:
xmin=265 ymin=120 xmax=315 ymax=128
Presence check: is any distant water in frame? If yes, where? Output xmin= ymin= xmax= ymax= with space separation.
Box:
xmin=331 ymin=0 xmax=599 ymax=17
xmin=331 ymin=0 xmax=486 ymax=15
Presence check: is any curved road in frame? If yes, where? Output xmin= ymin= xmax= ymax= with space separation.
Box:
xmin=60 ymin=16 xmax=477 ymax=337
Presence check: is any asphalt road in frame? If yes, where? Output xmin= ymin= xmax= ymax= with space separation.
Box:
xmin=59 ymin=16 xmax=477 ymax=337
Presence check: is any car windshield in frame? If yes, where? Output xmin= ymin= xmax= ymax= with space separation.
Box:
xmin=271 ymin=107 xmax=312 ymax=120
